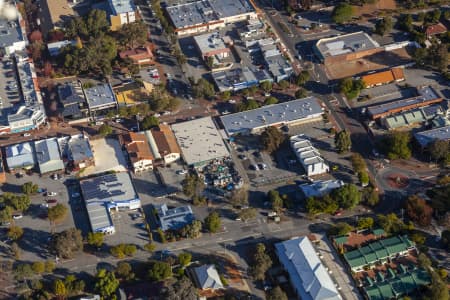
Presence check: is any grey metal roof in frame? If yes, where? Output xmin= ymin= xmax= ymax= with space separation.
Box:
xmin=156 ymin=203 xmax=195 ymax=231
xmin=34 ymin=138 xmax=64 ymax=174
xmin=58 ymin=82 xmax=87 ymax=118
xmin=0 ymin=19 xmax=25 ymax=49
xmin=220 ymin=97 xmax=323 ymax=135
xmin=299 ymin=180 xmax=344 ymax=198
xmin=315 ymin=31 xmax=380 ymax=59
xmin=193 ymin=32 xmax=227 ymax=55
xmin=414 ymin=125 xmax=450 ymax=147
xmin=108 ymin=0 xmax=135 ymax=15
xmin=84 ymin=83 xmax=117 ymax=110
xmin=67 ymin=135 xmax=94 ymax=162
xmin=194 ymin=265 xmax=224 ymax=290
xmin=171 ymin=117 xmax=229 ymax=166
xmin=5 ymin=142 xmax=36 ymax=169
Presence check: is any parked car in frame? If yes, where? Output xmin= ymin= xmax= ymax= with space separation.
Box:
xmin=12 ymin=214 xmax=23 ymax=220
xmin=46 ymin=192 xmax=57 ymax=197
xmin=23 ymin=133 xmax=31 ymax=137
xmin=176 ymin=169 xmax=187 ymax=175
xmin=258 ymin=163 xmax=268 ymax=170
xmin=249 ymin=164 xmax=259 ymax=171
xmin=46 ymin=199 xmax=57 ymax=204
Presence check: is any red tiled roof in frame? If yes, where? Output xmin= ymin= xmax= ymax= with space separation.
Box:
xmin=425 ymin=23 xmax=447 ymax=36
xmin=119 ymin=44 xmax=154 ymax=63
xmin=123 ymin=132 xmax=153 ymax=163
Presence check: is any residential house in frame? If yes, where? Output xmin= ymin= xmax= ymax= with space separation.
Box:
xmin=122 ymin=132 xmax=154 ymax=173
xmin=119 ymin=44 xmax=154 ymax=66
xmin=193 ymin=265 xmax=224 ymax=290
xmin=425 ymin=22 xmax=447 ymax=39
xmin=5 ymin=142 xmax=36 ymax=171
xmin=146 ymin=124 xmax=181 ymax=165
xmin=34 ymin=138 xmax=64 ymax=174
xmin=67 ymin=134 xmax=95 ymax=169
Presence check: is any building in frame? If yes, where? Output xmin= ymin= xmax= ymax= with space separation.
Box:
xmin=425 ymin=22 xmax=447 ymax=39
xmin=220 ymin=97 xmax=323 ymax=136
xmin=362 ymin=68 xmax=405 ymax=88
xmin=212 ymin=67 xmax=271 ymax=92
xmin=83 ymin=83 xmax=118 ymax=114
xmin=343 ymin=235 xmax=415 ymax=272
xmin=238 ymin=18 xmax=265 ymax=39
xmin=171 ymin=117 xmax=229 ymax=167
xmin=166 ymin=0 xmax=257 ymax=36
xmin=80 ymin=172 xmax=141 ymax=234
xmin=193 ymin=265 xmax=224 ymax=290
xmin=314 ymin=32 xmax=381 ymax=65
xmin=299 ymin=180 xmax=344 ymax=198
xmin=381 ymin=104 xmax=443 ymax=130
xmin=414 ymin=125 xmax=450 ymax=147
xmin=119 ymin=44 xmax=154 ymax=66
xmin=367 ymin=86 xmax=442 ymax=120
xmin=47 ymin=40 xmax=78 ymax=56
xmin=193 ymin=32 xmax=231 ymax=61
xmin=108 ymin=0 xmax=136 ymax=30
xmin=146 ymin=124 xmax=181 ymax=165
xmin=155 ymin=204 xmax=195 ymax=231
xmin=5 ymin=142 xmax=35 ymax=171
xmin=57 ymin=81 xmax=89 ymax=122
xmin=67 ymin=134 xmax=95 ymax=169
xmin=34 ymin=138 xmax=64 ymax=174
xmin=275 ymin=237 xmax=341 ymax=300
xmin=0 ymin=157 xmax=6 ymax=183
xmin=39 ymin=0 xmax=76 ymax=35
xmin=290 ymin=135 xmax=329 ymax=177
xmin=265 ymin=53 xmax=293 ymax=82
xmin=0 ymin=16 xmax=27 ymax=56
xmin=121 ymin=132 xmax=154 ymax=173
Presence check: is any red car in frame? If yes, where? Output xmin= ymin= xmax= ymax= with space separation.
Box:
xmin=334 ymin=209 xmax=343 ymax=216
xmin=46 ymin=199 xmax=57 ymax=204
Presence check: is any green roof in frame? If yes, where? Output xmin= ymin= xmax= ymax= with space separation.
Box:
xmin=334 ymin=236 xmax=348 ymax=245
xmin=372 ymin=228 xmax=385 ymax=236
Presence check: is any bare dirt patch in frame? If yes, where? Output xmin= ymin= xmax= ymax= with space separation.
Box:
xmin=353 ymin=0 xmax=397 ymax=18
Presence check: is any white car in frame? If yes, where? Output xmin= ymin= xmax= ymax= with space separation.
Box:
xmin=23 ymin=133 xmax=31 ymax=137
xmin=46 ymin=192 xmax=57 ymax=197
xmin=176 ymin=169 xmax=188 ymax=175
xmin=13 ymin=214 xmax=23 ymax=220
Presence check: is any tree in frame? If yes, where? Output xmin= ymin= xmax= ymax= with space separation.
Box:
xmin=7 ymin=226 xmax=24 ymax=240
xmin=239 ymin=208 xmax=257 ymax=221
xmin=358 ymin=171 xmax=369 ymax=186
xmin=339 ymin=78 xmax=364 ymax=99
xmin=178 ymin=252 xmax=192 ymax=267
xmin=110 ymin=244 xmax=137 ymax=258
xmin=374 ymin=17 xmax=393 ymax=36
xmin=427 ymin=271 xmax=449 ymax=300
xmin=229 ymin=188 xmax=249 ymax=208
xmin=417 ymin=253 xmax=432 ymax=269
xmin=64 ymin=274 xmax=85 ymax=295
xmin=206 ymin=56 xmax=214 ymax=69
xmin=87 ymin=232 xmax=104 ymax=248
xmin=268 ymin=190 xmax=283 ymax=213
xmin=267 ymin=286 xmax=288 ymax=300
xmin=51 ymin=228 xmax=83 ymax=259
xmin=397 ymin=14 xmax=413 ymax=32
xmin=410 ymin=232 xmax=426 ymax=245
xmin=331 ymin=184 xmax=361 ymax=209
xmin=95 ymin=269 xmax=120 ymax=299
xmin=357 ymin=217 xmax=374 ymax=230
xmin=334 ymin=130 xmax=351 ymax=153
xmin=14 ymin=263 xmax=34 ymax=280
xmin=193 ymin=78 xmax=215 ymax=99
xmin=118 ymin=21 xmax=148 ymax=48
xmin=11 ymin=242 xmax=20 ymax=259
xmin=428 ymin=140 xmax=449 ymax=163
xmin=332 ymin=3 xmax=353 ymax=24
xmin=406 ymin=195 xmax=433 ymax=226
xmin=260 ymin=81 xmax=273 ymax=92
xmin=21 ymin=182 xmax=38 ymax=195
xmin=221 ymin=90 xmax=231 ymax=100
xmin=351 ymin=153 xmax=367 ymax=173
xmin=163 ymin=276 xmax=197 ymax=300
xmin=236 ymin=98 xmax=260 ymax=112
xmin=142 ymin=115 xmax=159 ymax=130
xmin=278 ymin=80 xmax=289 ymax=89
xmin=98 ymin=124 xmax=113 ymax=136
xmin=115 ymin=261 xmax=135 ymax=281
xmin=31 ymin=261 xmax=45 ymax=274
xmin=148 ymin=261 xmax=172 ymax=281
xmin=181 ymin=220 xmax=202 ymax=239
xmin=261 ymin=126 xmax=285 ymax=153
xmin=1 ymin=193 xmax=31 ymax=211
xmin=377 ymin=213 xmax=406 ymax=235
xmin=0 ymin=206 xmax=12 ymax=223
xmin=204 ymin=211 xmax=221 ymax=233
xmin=329 ymin=222 xmax=354 ymax=236
xmin=45 ymin=260 xmax=56 ymax=273
xmin=362 ymin=187 xmax=379 ymax=207
xmin=182 ymin=174 xmax=204 ymax=198
xmin=53 ymin=279 xmax=67 ymax=298
xmin=306 ymin=195 xmax=339 ymax=215
xmin=385 ymin=131 xmax=411 ymax=160
xmin=295 ymin=71 xmax=310 ymax=86
xmin=295 ymin=87 xmax=308 ymax=99
xmin=250 ymin=243 xmax=272 ymax=280
xmin=264 ymin=96 xmax=278 ymax=105
xmin=48 ymin=204 xmax=68 ymax=224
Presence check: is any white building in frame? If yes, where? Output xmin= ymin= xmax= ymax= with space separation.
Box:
xmin=34 ymin=138 xmax=64 ymax=174
xmin=290 ymin=135 xmax=329 ymax=176
xmin=275 ymin=237 xmax=341 ymax=300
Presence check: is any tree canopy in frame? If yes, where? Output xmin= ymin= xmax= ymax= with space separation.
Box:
xmin=117 ymin=21 xmax=148 ymax=49
xmin=142 ymin=115 xmax=160 ymax=130
xmin=250 ymin=243 xmax=272 ymax=280
xmin=334 ymin=130 xmax=352 ymax=153
xmin=87 ymin=232 xmax=104 ymax=248
xmin=21 ymin=182 xmax=38 ymax=195
xmin=51 ymin=228 xmax=83 ymax=259
xmin=95 ymin=269 xmax=120 ymax=299
xmin=204 ymin=211 xmax=221 ymax=233
xmin=48 ymin=204 xmax=68 ymax=224
xmin=148 ymin=261 xmax=172 ymax=281
xmin=182 ymin=174 xmax=204 ymax=198
xmin=374 ymin=17 xmax=393 ymax=36
xmin=261 ymin=126 xmax=285 ymax=153
xmin=406 ymin=195 xmax=433 ymax=226
xmin=332 ymin=3 xmax=354 ymax=24
xmin=268 ymin=190 xmax=284 ymax=213
xmin=331 ymin=184 xmax=361 ymax=209
xmin=267 ymin=286 xmax=288 ymax=300
xmin=384 ymin=131 xmax=412 ymax=160
xmin=98 ymin=123 xmax=113 ymax=136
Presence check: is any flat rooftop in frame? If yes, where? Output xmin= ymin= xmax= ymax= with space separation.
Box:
xmin=84 ymin=83 xmax=117 ymax=110
xmin=315 ymin=31 xmax=380 ymax=59
xmin=0 ymin=18 xmax=24 ymax=47
xmin=220 ymin=97 xmax=323 ymax=135
xmin=156 ymin=204 xmax=195 ymax=231
xmin=171 ymin=117 xmax=229 ymax=166
xmin=414 ymin=125 xmax=450 ymax=147
xmin=193 ymin=32 xmax=228 ymax=55
xmin=109 ymin=0 xmax=135 ymax=14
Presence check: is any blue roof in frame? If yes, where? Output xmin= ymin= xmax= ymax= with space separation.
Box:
xmin=414 ymin=125 xmax=450 ymax=147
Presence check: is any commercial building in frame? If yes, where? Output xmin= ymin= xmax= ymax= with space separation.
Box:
xmin=165 ymin=0 xmax=257 ymax=36
xmin=47 ymin=40 xmax=78 ymax=56
xmin=83 ymin=83 xmax=118 ymax=114
xmin=34 ymin=138 xmax=64 ymax=174
xmin=155 ymin=204 xmax=195 ymax=231
xmin=193 ymin=32 xmax=231 ymax=61
xmin=80 ymin=172 xmax=141 ymax=234
xmin=119 ymin=44 xmax=154 ymax=66
xmin=343 ymin=235 xmax=415 ymax=272
xmin=39 ymin=0 xmax=76 ymax=35
xmin=108 ymin=0 xmax=136 ymax=30
xmin=121 ymin=132 xmax=154 ymax=173
xmin=362 ymin=68 xmax=405 ymax=88
xmin=381 ymin=104 xmax=443 ymax=130
xmin=367 ymin=86 xmax=442 ymax=120
xmin=0 ymin=17 xmax=27 ymax=56
xmin=57 ymin=81 xmax=89 ymax=122
xmin=221 ymin=97 xmax=323 ymax=136
xmin=5 ymin=142 xmax=36 ymax=171
xmin=299 ymin=180 xmax=344 ymax=198
xmin=146 ymin=124 xmax=181 ymax=165
xmin=414 ymin=125 xmax=450 ymax=147
xmin=290 ymin=135 xmax=329 ymax=177
xmin=212 ymin=67 xmax=271 ymax=92
xmin=314 ymin=32 xmax=381 ymax=65
xmin=67 ymin=134 xmax=95 ymax=169
xmin=193 ymin=265 xmax=224 ymax=290
xmin=171 ymin=117 xmax=229 ymax=167
xmin=275 ymin=236 xmax=341 ymax=300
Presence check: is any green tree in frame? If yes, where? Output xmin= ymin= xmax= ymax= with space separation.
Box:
xmin=98 ymin=124 xmax=113 ymax=136
xmin=427 ymin=271 xmax=449 ymax=300
xmin=428 ymin=140 xmax=449 ymax=163
xmin=1 ymin=193 xmax=31 ymax=211
xmin=250 ymin=243 xmax=272 ymax=280
xmin=162 ymin=275 xmax=197 ymax=299
xmin=204 ymin=211 xmax=221 ymax=233
xmin=148 ymin=261 xmax=172 ymax=281
xmin=351 ymin=153 xmax=367 ymax=174
xmin=7 ymin=226 xmax=24 ymax=240
xmin=268 ymin=190 xmax=284 ymax=213
xmin=339 ymin=78 xmax=364 ymax=99
xmin=331 ymin=184 xmax=361 ymax=209
xmin=206 ymin=56 xmax=214 ymax=69
xmin=295 ymin=71 xmax=310 ymax=86
xmin=118 ymin=21 xmax=148 ymax=48
xmin=115 ymin=261 xmax=135 ymax=281
xmin=87 ymin=232 xmax=104 ymax=248
xmin=410 ymin=232 xmax=426 ymax=245
xmin=228 ymin=188 xmax=249 ymax=208
xmin=406 ymin=195 xmax=433 ymax=226
xmin=377 ymin=213 xmax=407 ymax=235
xmin=334 ymin=130 xmax=351 ymax=153
xmin=236 ymin=98 xmax=260 ymax=112
xmin=144 ymin=243 xmax=156 ymax=252
xmin=0 ymin=206 xmax=12 ymax=223
xmin=264 ymin=96 xmax=278 ymax=105
xmin=278 ymin=80 xmax=289 ymax=89
xmin=295 ymin=87 xmax=308 ymax=99
xmin=193 ymin=78 xmax=215 ymax=98
xmin=182 ymin=174 xmax=204 ymax=198
xmin=48 ymin=204 xmax=68 ymax=224
xmin=328 ymin=222 xmax=354 ymax=236
xmin=261 ymin=126 xmax=284 ymax=153
xmin=358 ymin=171 xmax=369 ymax=186
xmin=374 ymin=17 xmax=393 ymax=36
xmin=51 ymin=228 xmax=83 ymax=259
xmin=221 ymin=90 xmax=231 ymax=100
xmin=397 ymin=14 xmax=413 ymax=32
xmin=53 ymin=279 xmax=67 ymax=298
xmin=385 ymin=131 xmax=411 ymax=159
xmin=332 ymin=3 xmax=354 ymax=24
xmin=142 ymin=115 xmax=160 ymax=130
xmin=95 ymin=269 xmax=119 ymax=299
xmin=65 ymin=274 xmax=85 ymax=295
xmin=181 ymin=220 xmax=202 ymax=239
xmin=31 ymin=261 xmax=45 ymax=274
xmin=45 ymin=260 xmax=56 ymax=273
xmin=362 ymin=187 xmax=379 ymax=207
xmin=239 ymin=207 xmax=257 ymax=221
xmin=21 ymin=182 xmax=39 ymax=195
xmin=178 ymin=252 xmax=192 ymax=267
xmin=260 ymin=81 xmax=273 ymax=92
xmin=267 ymin=286 xmax=288 ymax=300
xmin=357 ymin=217 xmax=374 ymax=230
xmin=14 ymin=263 xmax=33 ymax=280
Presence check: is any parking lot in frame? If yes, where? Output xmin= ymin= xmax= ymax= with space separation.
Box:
xmin=0 ymin=58 xmax=21 ymax=124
